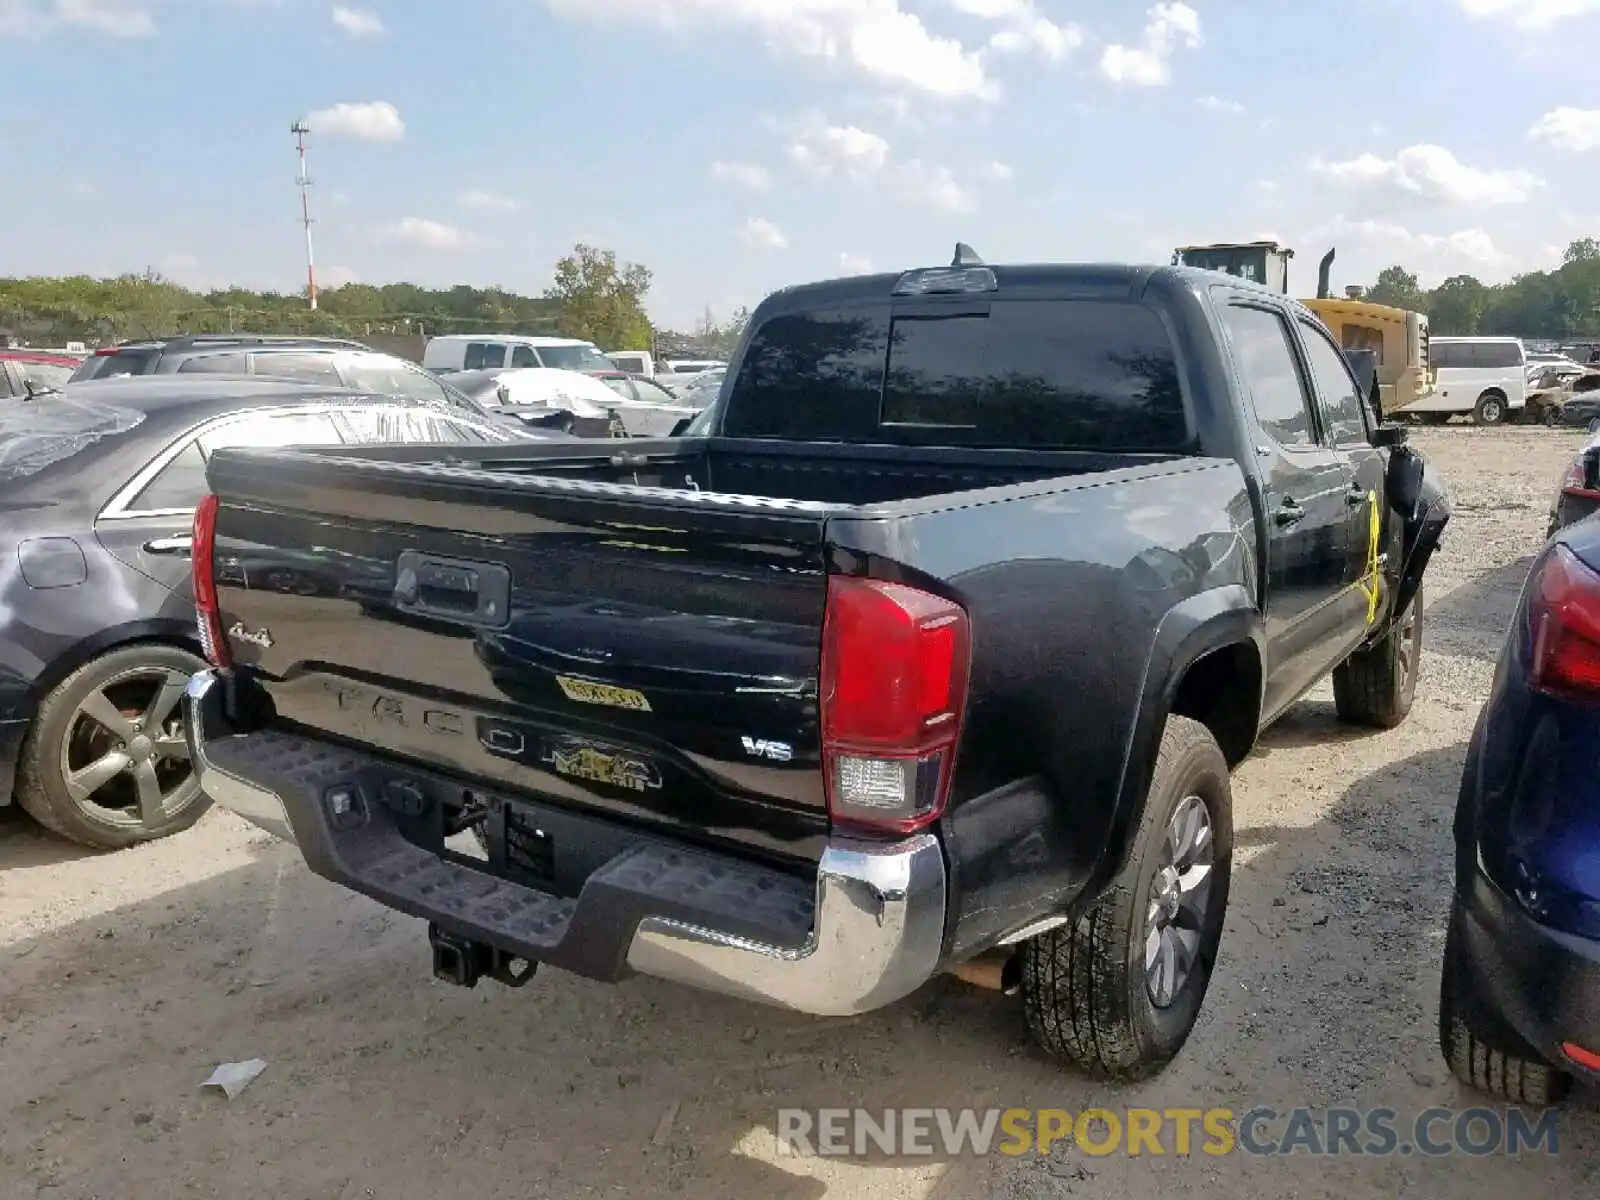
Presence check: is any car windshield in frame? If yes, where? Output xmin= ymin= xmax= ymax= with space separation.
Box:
xmin=0 ymin=396 xmax=146 ymax=482
xmin=10 ymin=360 xmax=74 ymax=393
xmin=629 ymin=378 xmax=681 ymax=405
xmin=340 ymin=361 xmax=488 ymax=417
xmin=538 ymin=344 xmax=616 ymax=372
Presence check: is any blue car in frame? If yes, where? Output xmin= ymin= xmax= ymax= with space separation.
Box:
xmin=1442 ymin=524 xmax=1600 ymax=1103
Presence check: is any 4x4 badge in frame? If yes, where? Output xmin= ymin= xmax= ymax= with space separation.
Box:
xmin=228 ymin=621 xmax=273 ymax=649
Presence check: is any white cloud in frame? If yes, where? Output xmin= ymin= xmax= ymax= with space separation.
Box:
xmin=305 ymin=100 xmax=406 ymax=142
xmin=457 ymin=189 xmax=520 ymax=212
xmin=1310 ymin=144 xmax=1542 ymax=205
xmin=839 ymin=252 xmax=874 ymax=274
xmin=790 ymin=123 xmax=891 ymax=176
xmin=950 ymin=0 xmax=1083 ymax=60
xmin=1100 ymin=2 xmax=1201 ymax=86
xmin=738 ymin=217 xmax=788 ymax=250
xmin=710 ymin=160 xmax=771 ymax=192
xmin=982 ymin=160 xmax=1012 ymax=180
xmin=5 ymin=0 xmax=156 ymax=37
xmin=374 ymin=217 xmax=471 ymax=250
xmin=331 ymin=6 xmax=384 ymax=36
xmin=543 ymin=0 xmax=996 ymax=101
xmin=893 ymin=159 xmax=978 ymax=212
xmin=1305 ymin=215 xmax=1515 ymax=281
xmin=1197 ymin=95 xmax=1246 ymax=115
xmin=1529 ymin=106 xmax=1600 ymax=152
xmin=1458 ymin=0 xmax=1600 ymax=29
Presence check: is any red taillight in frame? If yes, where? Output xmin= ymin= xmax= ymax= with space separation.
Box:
xmin=192 ymin=494 xmax=231 ymax=668
xmin=1528 ymin=542 xmax=1600 ymax=697
xmin=1562 ymin=1041 xmax=1600 ymax=1071
xmin=819 ymin=577 xmax=970 ymax=834
xmin=1561 ymin=455 xmax=1600 ymax=501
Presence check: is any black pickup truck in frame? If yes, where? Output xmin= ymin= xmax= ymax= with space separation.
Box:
xmin=181 ymin=250 xmax=1450 ymax=1079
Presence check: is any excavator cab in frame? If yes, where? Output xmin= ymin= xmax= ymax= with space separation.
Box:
xmin=1172 ymin=242 xmax=1340 ymax=299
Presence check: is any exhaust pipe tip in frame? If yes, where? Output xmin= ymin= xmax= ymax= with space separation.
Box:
xmin=951 ymin=948 xmax=1022 ymax=995
xmin=1317 ymin=248 xmax=1336 ymax=300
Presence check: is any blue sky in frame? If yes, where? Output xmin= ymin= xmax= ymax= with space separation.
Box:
xmin=6 ymin=0 xmax=1600 ymax=329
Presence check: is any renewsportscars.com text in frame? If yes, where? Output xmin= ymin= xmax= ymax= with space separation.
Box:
xmin=775 ymin=1106 xmax=1561 ymax=1158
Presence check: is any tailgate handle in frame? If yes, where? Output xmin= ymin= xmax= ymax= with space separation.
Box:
xmin=393 ymin=551 xmax=511 ymax=626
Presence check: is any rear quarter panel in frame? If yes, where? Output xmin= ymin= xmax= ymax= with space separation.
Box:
xmin=829 ymin=459 xmax=1260 ymax=950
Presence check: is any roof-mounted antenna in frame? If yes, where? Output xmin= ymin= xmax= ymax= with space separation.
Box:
xmin=952 ymin=242 xmax=985 ymax=267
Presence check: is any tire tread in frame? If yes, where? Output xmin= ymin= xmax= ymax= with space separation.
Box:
xmin=1020 ymin=715 xmax=1227 ymax=1080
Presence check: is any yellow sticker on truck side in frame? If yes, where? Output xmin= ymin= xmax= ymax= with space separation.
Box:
xmin=554 ymin=675 xmax=652 ymax=712
xmin=1356 ymin=489 xmax=1382 ymax=625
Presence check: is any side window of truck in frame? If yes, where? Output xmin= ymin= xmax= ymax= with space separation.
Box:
xmin=1297 ymin=320 xmax=1370 ymax=445
xmin=510 ymin=345 xmax=538 ymax=367
xmin=464 ymin=342 xmax=506 ymax=370
xmin=1219 ymin=305 xmax=1317 ymax=449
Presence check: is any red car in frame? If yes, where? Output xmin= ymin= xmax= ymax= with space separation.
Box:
xmin=0 ymin=350 xmax=82 ymax=398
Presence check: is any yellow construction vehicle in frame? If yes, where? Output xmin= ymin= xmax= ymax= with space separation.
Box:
xmin=1172 ymin=241 xmax=1433 ymax=418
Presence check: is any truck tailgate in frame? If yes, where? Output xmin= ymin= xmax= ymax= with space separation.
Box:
xmin=207 ymin=450 xmax=837 ymax=864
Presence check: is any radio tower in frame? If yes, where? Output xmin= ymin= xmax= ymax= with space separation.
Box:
xmin=291 ymin=118 xmax=317 ymax=309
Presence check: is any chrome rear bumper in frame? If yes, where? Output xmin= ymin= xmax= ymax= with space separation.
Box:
xmin=183 ymin=668 xmax=947 ymax=1016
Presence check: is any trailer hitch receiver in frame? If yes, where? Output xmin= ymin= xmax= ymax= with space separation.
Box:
xmin=428 ymin=924 xmax=538 ymax=988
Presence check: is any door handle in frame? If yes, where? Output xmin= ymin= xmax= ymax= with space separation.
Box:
xmin=143 ymin=535 xmax=192 ymax=555
xmin=1274 ymin=498 xmax=1306 ymax=527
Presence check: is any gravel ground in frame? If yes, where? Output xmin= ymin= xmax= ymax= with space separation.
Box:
xmin=3 ymin=425 xmax=1600 ymax=1198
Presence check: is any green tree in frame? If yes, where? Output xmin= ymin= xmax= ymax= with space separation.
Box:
xmin=1565 ymin=237 xmax=1600 ymax=265
xmin=1366 ymin=266 xmax=1425 ymax=312
xmin=543 ymin=243 xmax=653 ymax=350
xmin=1426 ymin=274 xmax=1488 ymax=335
xmin=693 ymin=304 xmax=752 ymax=357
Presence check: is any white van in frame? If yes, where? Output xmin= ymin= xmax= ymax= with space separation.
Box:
xmin=422 ymin=335 xmax=615 ymax=375
xmin=1406 ymin=336 xmax=1526 ymax=425
xmin=606 ymin=350 xmax=655 ymax=376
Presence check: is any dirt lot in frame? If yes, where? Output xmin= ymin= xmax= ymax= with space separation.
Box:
xmin=4 ymin=426 xmax=1600 ymax=1198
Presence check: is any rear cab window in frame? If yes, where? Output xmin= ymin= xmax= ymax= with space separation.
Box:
xmin=722 ymin=299 xmax=1190 ymax=450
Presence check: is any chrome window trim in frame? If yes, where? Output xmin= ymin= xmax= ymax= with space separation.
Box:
xmin=96 ymin=403 xmax=347 ymax=521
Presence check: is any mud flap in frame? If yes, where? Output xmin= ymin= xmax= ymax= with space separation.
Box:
xmin=1385 ymin=445 xmax=1450 ymax=626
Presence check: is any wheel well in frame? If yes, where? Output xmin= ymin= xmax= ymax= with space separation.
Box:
xmin=22 ymin=630 xmax=203 ymax=716
xmin=1169 ymin=642 xmax=1261 ymax=767
xmin=1478 ymin=388 xmax=1507 ymax=402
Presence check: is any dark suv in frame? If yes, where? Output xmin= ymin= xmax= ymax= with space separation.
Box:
xmin=69 ymin=335 xmax=370 ymax=382
xmin=71 ymin=336 xmax=486 ymax=419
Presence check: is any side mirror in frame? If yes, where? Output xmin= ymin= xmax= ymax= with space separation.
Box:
xmin=1371 ymin=423 xmax=1409 ymax=448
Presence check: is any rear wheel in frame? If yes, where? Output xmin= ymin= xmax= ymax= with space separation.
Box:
xmin=1473 ymin=391 xmax=1507 ymax=425
xmin=1019 ymin=715 xmax=1232 ymax=1079
xmin=1333 ymin=583 xmax=1422 ymax=729
xmin=15 ymin=644 xmax=210 ymax=850
xmin=1439 ymin=910 xmax=1569 ymax=1105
